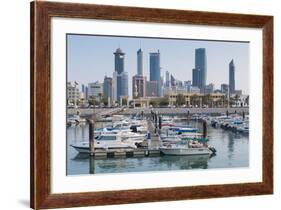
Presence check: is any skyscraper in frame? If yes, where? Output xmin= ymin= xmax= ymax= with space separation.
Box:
xmin=171 ymin=74 xmax=176 ymax=87
xmin=113 ymin=48 xmax=128 ymax=102
xmin=184 ymin=80 xmax=192 ymax=92
xmin=204 ymin=83 xmax=214 ymax=94
xmin=165 ymin=71 xmax=170 ymax=88
xmin=195 ymin=48 xmax=207 ymax=89
xmin=114 ymin=48 xmax=125 ymax=74
xmin=221 ymin=83 xmax=229 ymax=95
xmin=132 ymin=75 xmax=146 ymax=98
xmin=229 ymin=59 xmax=235 ymax=94
xmin=149 ymin=50 xmax=161 ymax=96
xmin=103 ymin=76 xmax=113 ymax=101
xmin=137 ymin=48 xmax=143 ymax=76
xmin=114 ymin=73 xmax=128 ymax=102
xmin=146 ymin=81 xmax=158 ymax=97
xmin=120 ymin=72 xmax=128 ymax=98
xmin=132 ymin=48 xmax=146 ymax=99
xmin=192 ymin=68 xmax=200 ymax=87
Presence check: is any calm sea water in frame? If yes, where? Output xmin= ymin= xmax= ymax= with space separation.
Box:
xmin=67 ymin=120 xmax=249 ymax=175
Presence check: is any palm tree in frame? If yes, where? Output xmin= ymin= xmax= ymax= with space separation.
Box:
xmin=176 ymin=94 xmax=185 ymax=106
xmin=190 ymin=94 xmax=200 ymax=107
xmin=234 ymin=94 xmax=240 ymax=107
xmin=202 ymin=94 xmax=212 ymax=107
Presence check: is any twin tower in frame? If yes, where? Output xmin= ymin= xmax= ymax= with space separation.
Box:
xmin=113 ymin=47 xmax=162 ymax=102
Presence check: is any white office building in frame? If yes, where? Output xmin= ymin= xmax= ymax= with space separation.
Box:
xmin=88 ymin=81 xmax=103 ymax=100
xmin=67 ymin=81 xmax=80 ymax=104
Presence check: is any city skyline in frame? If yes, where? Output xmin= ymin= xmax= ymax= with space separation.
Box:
xmin=67 ymin=34 xmax=249 ymax=98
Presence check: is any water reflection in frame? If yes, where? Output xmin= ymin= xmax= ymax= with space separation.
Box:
xmin=71 ymin=153 xmax=212 ymax=174
xmin=159 ymin=155 xmax=210 ymax=170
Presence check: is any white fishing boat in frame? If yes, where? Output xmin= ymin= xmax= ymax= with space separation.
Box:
xmin=237 ymin=122 xmax=249 ymax=134
xmin=70 ymin=133 xmax=137 ymax=153
xmin=160 ymin=135 xmax=182 ymax=143
xmin=67 ymin=114 xmax=86 ymax=125
xmin=94 ymin=127 xmax=131 ymax=136
xmin=118 ymin=130 xmax=147 ymax=142
xmin=160 ymin=141 xmax=215 ymax=156
xmin=94 ymin=130 xmax=146 ymax=143
xmin=112 ymin=120 xmax=131 ymax=129
xmin=161 ymin=116 xmax=175 ymax=127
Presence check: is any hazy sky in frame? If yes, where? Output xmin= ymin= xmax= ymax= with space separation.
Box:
xmin=67 ymin=34 xmax=249 ymax=97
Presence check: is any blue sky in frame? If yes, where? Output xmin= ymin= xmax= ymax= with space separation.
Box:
xmin=67 ymin=34 xmax=249 ymax=97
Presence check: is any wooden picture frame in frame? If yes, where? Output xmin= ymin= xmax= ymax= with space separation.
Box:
xmin=30 ymin=1 xmax=273 ymax=209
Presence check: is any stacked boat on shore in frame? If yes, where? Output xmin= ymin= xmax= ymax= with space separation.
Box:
xmin=210 ymin=114 xmax=249 ymax=134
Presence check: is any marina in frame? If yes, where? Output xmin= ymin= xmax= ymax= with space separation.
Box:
xmin=67 ymin=109 xmax=249 ymax=175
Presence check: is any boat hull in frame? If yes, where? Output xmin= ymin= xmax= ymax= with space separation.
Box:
xmin=70 ymin=145 xmax=135 ymax=154
xmin=71 ymin=145 xmax=90 ymax=153
xmin=160 ymin=147 xmax=212 ymax=156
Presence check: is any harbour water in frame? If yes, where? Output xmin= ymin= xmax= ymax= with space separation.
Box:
xmin=67 ymin=119 xmax=249 ymax=175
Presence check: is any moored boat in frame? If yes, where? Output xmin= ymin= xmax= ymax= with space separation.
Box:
xmin=160 ymin=141 xmax=214 ymax=156
xmin=70 ymin=133 xmax=138 ymax=153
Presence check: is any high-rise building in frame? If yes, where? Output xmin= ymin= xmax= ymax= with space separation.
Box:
xmin=195 ymin=48 xmax=207 ymax=89
xmin=132 ymin=75 xmax=146 ymax=98
xmin=165 ymin=71 xmax=170 ymax=88
xmin=149 ymin=50 xmax=161 ymax=96
xmin=112 ymin=71 xmax=118 ymax=101
xmin=190 ymin=86 xmax=201 ymax=94
xmin=114 ymin=48 xmax=125 ymax=74
xmin=229 ymin=59 xmax=235 ymax=94
xmin=115 ymin=72 xmax=128 ymax=101
xmin=176 ymin=80 xmax=183 ymax=88
xmin=192 ymin=68 xmax=200 ymax=87
xmin=81 ymin=84 xmax=88 ymax=100
xmin=221 ymin=83 xmax=229 ymax=95
xmin=184 ymin=80 xmax=192 ymax=87
xmin=85 ymin=86 xmax=88 ymax=100
xmin=132 ymin=48 xmax=146 ymax=99
xmin=234 ymin=90 xmax=242 ymax=96
xmin=204 ymin=83 xmax=214 ymax=94
xmin=146 ymin=81 xmax=158 ymax=97
xmin=120 ymin=72 xmax=128 ymax=98
xmin=112 ymin=48 xmax=129 ymax=101
xmin=103 ymin=76 xmax=113 ymax=101
xmin=137 ymin=48 xmax=143 ymax=76
xmin=184 ymin=80 xmax=192 ymax=92
xmin=171 ymin=74 xmax=176 ymax=87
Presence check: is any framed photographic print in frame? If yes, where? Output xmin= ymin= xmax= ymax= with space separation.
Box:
xmin=30 ymin=1 xmax=273 ymax=209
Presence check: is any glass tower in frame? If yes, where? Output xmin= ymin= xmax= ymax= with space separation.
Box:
xmin=137 ymin=48 xmax=143 ymax=76
xmin=149 ymin=50 xmax=161 ymax=96
xmin=195 ymin=48 xmax=207 ymax=89
xmin=113 ymin=48 xmax=128 ymax=101
xmin=114 ymin=48 xmax=125 ymax=74
xmin=229 ymin=59 xmax=235 ymax=94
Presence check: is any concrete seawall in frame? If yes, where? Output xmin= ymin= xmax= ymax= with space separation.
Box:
xmin=121 ymin=107 xmax=249 ymax=115
xmin=68 ymin=107 xmax=249 ymax=117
